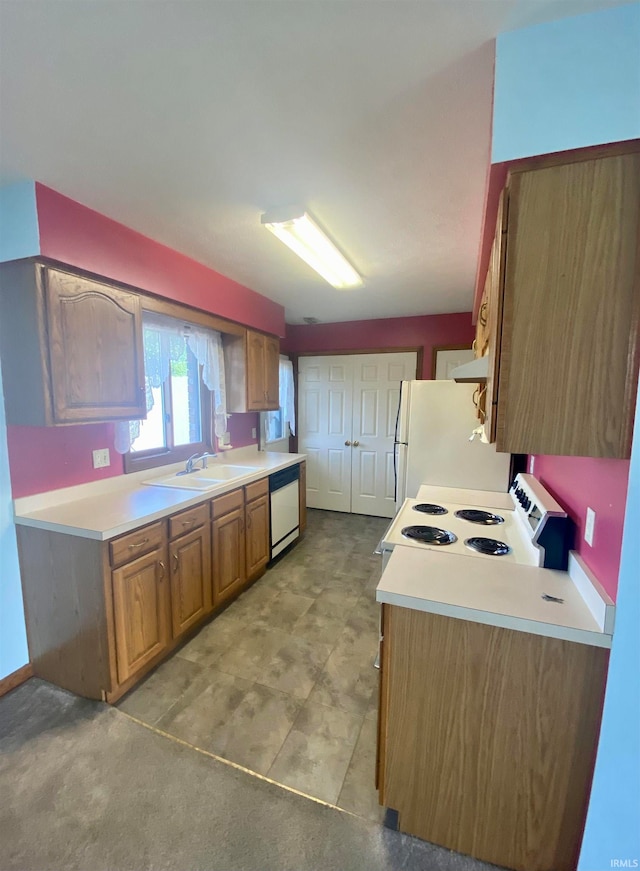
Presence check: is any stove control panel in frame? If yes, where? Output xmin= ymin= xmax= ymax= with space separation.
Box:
xmin=509 ymin=474 xmax=572 ymax=570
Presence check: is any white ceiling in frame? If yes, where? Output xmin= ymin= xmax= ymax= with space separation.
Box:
xmin=0 ymin=0 xmax=628 ymax=325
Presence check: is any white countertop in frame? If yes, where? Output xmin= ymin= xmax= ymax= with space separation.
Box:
xmin=376 ymin=544 xmax=614 ymax=648
xmin=13 ymin=447 xmax=305 ymax=541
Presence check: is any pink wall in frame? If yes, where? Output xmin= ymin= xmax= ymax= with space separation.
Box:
xmin=6 ymin=186 xmax=283 ymax=498
xmin=8 ymin=424 xmax=122 ymax=499
xmin=7 ymin=417 xmax=260 ymax=499
xmin=35 ymin=185 xmax=285 ymax=337
xmin=284 ymin=312 xmax=474 ymax=378
xmin=532 ymin=454 xmax=630 ymax=600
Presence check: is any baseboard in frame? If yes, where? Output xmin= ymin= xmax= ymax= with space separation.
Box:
xmin=0 ymin=663 xmax=34 ymax=698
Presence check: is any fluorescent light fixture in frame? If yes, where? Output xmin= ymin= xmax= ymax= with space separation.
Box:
xmin=261 ymin=207 xmax=363 ymax=290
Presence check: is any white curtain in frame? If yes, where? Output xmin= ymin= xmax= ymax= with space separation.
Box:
xmin=114 ymin=314 xmax=227 ymax=454
xmin=279 ymin=355 xmax=295 ymax=436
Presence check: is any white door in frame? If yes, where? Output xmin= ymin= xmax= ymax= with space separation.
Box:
xmin=298 ymin=352 xmax=418 ymax=517
xmin=298 ymin=356 xmax=353 ymax=512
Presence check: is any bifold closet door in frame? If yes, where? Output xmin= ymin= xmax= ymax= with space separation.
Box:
xmin=298 ymin=356 xmax=353 ymax=512
xmin=298 ymin=352 xmax=417 ymax=517
xmin=350 ymin=353 xmax=417 ymax=517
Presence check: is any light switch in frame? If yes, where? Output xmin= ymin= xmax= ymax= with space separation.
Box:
xmin=92 ymin=448 xmax=111 ymax=469
xmin=529 ymin=456 xmax=535 ymax=474
xmin=251 ymin=427 xmax=257 ymax=439
xmin=584 ymin=507 xmax=596 ymax=546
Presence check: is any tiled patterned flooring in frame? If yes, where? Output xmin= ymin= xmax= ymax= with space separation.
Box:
xmin=118 ymin=508 xmax=389 ymax=821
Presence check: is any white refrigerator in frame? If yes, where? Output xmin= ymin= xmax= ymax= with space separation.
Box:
xmin=394 ymin=380 xmax=512 ymax=509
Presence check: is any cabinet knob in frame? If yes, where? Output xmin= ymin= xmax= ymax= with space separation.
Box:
xmin=345 ymin=440 xmax=351 ymax=446
xmin=352 ymin=440 xmax=360 ymax=447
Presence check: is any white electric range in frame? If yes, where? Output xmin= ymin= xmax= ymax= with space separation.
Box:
xmin=380 ymin=473 xmax=571 ymax=571
xmin=376 ymin=473 xmax=614 ymax=647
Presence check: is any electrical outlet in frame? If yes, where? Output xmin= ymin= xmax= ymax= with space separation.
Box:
xmin=251 ymin=427 xmax=257 ymax=439
xmin=92 ymin=448 xmax=111 ymax=469
xmin=529 ymin=456 xmax=535 ymax=474
xmin=584 ymin=507 xmax=596 ymax=546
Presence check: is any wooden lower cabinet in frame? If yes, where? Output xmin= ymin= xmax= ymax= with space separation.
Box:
xmin=245 ymin=493 xmax=269 ymax=581
xmin=168 ymin=524 xmax=212 ymax=637
xmin=378 ymin=605 xmax=609 ymax=871
xmin=15 ymin=471 xmax=289 ymax=703
xmin=212 ymin=506 xmax=246 ymax=606
xmin=111 ymin=544 xmax=170 ymax=684
xmin=298 ymin=460 xmax=307 ymax=534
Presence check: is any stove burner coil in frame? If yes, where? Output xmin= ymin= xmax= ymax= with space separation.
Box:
xmin=412 ymin=503 xmax=448 ymax=515
xmin=464 ymin=537 xmax=511 ymax=556
xmin=401 ymin=525 xmax=457 ymax=545
xmin=454 ymin=509 xmax=505 ymax=525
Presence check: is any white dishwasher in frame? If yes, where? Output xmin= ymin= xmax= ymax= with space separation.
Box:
xmin=269 ymin=465 xmax=300 ymax=559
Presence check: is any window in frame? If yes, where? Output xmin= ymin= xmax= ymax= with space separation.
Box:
xmin=117 ymin=313 xmax=227 ymax=472
xmin=260 ymin=356 xmax=295 ymax=448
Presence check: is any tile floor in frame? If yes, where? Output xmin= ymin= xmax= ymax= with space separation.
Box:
xmin=118 ymin=508 xmax=389 ymax=821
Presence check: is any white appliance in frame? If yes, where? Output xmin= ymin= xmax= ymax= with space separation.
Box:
xmin=381 ymin=473 xmax=571 ymax=572
xmin=394 ymin=380 xmax=512 ymax=510
xmin=269 ymin=465 xmax=300 ymax=559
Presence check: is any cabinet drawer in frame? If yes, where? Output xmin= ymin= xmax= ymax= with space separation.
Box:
xmin=245 ymin=477 xmax=268 ymax=503
xmin=110 ymin=520 xmax=166 ymax=568
xmin=211 ymin=488 xmax=244 ymax=519
xmin=169 ymin=502 xmax=209 ymax=539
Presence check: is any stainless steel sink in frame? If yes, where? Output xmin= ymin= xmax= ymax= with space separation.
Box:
xmin=143 ymin=465 xmax=257 ymax=490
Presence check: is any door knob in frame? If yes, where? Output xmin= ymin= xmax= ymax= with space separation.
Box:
xmin=345 ymin=440 xmax=351 ymax=446
xmin=353 ymin=440 xmax=360 ymax=447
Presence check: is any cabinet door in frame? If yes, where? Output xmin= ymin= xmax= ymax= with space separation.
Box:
xmin=496 ymin=152 xmax=640 ymax=457
xmin=484 ymin=189 xmax=508 ymax=444
xmin=474 ymin=278 xmax=490 ymax=360
xmin=264 ymin=335 xmax=280 ymax=409
xmin=212 ymin=508 xmax=246 ymax=606
xmin=44 ymin=267 xmax=146 ymax=423
xmin=298 ymin=461 xmax=307 ymax=534
xmin=246 ymin=331 xmax=267 ymax=410
xmin=245 ymin=494 xmax=270 ymax=581
xmin=169 ymin=525 xmax=212 ymax=638
xmin=111 ymin=546 xmax=170 ymax=684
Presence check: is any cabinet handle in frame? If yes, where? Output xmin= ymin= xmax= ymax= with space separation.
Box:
xmin=345 ymin=440 xmax=351 ymax=446
xmin=247 ymin=513 xmax=252 ymax=529
xmin=479 ymin=301 xmax=488 ymax=327
xmin=181 ymin=519 xmax=194 ymax=527
xmin=159 ymin=560 xmax=165 ymax=580
xmin=172 ymin=552 xmax=179 ymax=571
xmin=128 ymin=538 xmax=149 ymax=550
xmin=353 ymin=440 xmax=360 ymax=447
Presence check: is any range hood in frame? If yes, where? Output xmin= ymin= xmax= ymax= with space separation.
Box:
xmin=451 ymin=355 xmax=488 ymax=382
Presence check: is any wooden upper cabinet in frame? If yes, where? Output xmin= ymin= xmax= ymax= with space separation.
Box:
xmin=225 ymin=329 xmax=280 ymax=413
xmin=492 ymin=149 xmax=640 ymax=458
xmin=0 ymin=261 xmax=146 ymax=425
xmin=45 ymin=267 xmax=146 ymax=422
xmin=483 ymin=189 xmax=508 ymax=444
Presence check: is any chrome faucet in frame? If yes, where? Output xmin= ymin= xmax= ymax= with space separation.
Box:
xmin=178 ymin=451 xmax=216 ymax=475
